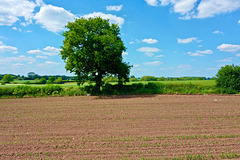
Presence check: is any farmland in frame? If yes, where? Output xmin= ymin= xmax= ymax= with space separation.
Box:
xmin=0 ymin=95 xmax=240 ymax=159
xmin=0 ymin=80 xmax=216 ymax=88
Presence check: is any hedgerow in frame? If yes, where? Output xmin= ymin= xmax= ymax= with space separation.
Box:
xmin=0 ymin=82 xmax=239 ymax=97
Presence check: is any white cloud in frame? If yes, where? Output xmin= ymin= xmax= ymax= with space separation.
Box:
xmin=196 ymin=49 xmax=213 ymax=54
xmin=122 ymin=52 xmax=128 ymax=56
xmin=143 ymin=61 xmax=163 ymax=66
xmin=36 ymin=0 xmax=44 ymax=6
xmin=173 ymin=0 xmax=197 ymax=15
xmin=12 ymin=27 xmax=22 ymax=32
xmin=27 ymin=46 xmax=61 ymax=56
xmin=145 ymin=52 xmax=154 ymax=57
xmin=137 ymin=47 xmax=161 ymax=52
xmin=83 ymin=12 xmax=124 ymax=27
xmin=34 ymin=5 xmax=76 ymax=33
xmin=187 ymin=49 xmax=213 ymax=56
xmin=236 ymin=53 xmax=240 ymax=57
xmin=155 ymin=55 xmax=164 ymax=58
xmin=129 ymin=41 xmax=134 ymax=44
xmin=239 ymin=20 xmax=240 ymax=23
xmin=213 ymin=30 xmax=223 ymax=34
xmin=36 ymin=55 xmax=48 ymax=59
xmin=217 ymin=44 xmax=240 ymax=52
xmin=133 ymin=64 xmax=141 ymax=67
xmin=45 ymin=61 xmax=61 ymax=65
xmin=177 ymin=37 xmax=199 ymax=44
xmin=145 ymin=0 xmax=159 ymax=6
xmin=0 ymin=55 xmax=35 ymax=64
xmin=177 ymin=64 xmax=192 ymax=70
xmin=216 ymin=57 xmax=234 ymax=62
xmin=196 ymin=0 xmax=240 ymax=19
xmin=189 ymin=53 xmax=204 ymax=56
xmin=27 ymin=49 xmax=43 ymax=54
xmin=43 ymin=46 xmax=61 ymax=53
xmin=160 ymin=67 xmax=175 ymax=70
xmin=0 ymin=0 xmax=36 ymax=26
xmin=0 ymin=41 xmax=18 ymax=54
xmin=155 ymin=0 xmax=240 ymax=19
xmin=13 ymin=63 xmax=25 ymax=66
xmin=106 ymin=5 xmax=123 ymax=11
xmin=142 ymin=38 xmax=158 ymax=44
xmin=160 ymin=0 xmax=170 ymax=6
xmin=207 ymin=68 xmax=217 ymax=71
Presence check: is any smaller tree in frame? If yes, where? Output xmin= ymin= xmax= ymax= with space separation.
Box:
xmin=47 ymin=77 xmax=56 ymax=84
xmin=140 ymin=76 xmax=157 ymax=81
xmin=216 ymin=64 xmax=240 ymax=91
xmin=39 ymin=78 xmax=47 ymax=84
xmin=2 ymin=74 xmax=13 ymax=83
xmin=34 ymin=78 xmax=39 ymax=83
xmin=55 ymin=77 xmax=63 ymax=84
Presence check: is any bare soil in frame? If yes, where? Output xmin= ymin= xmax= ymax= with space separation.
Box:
xmin=0 ymin=95 xmax=240 ymax=159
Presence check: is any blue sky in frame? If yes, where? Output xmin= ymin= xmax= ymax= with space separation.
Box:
xmin=0 ymin=0 xmax=240 ymax=78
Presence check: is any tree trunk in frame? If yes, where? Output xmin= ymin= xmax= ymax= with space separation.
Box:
xmin=95 ymin=73 xmax=102 ymax=93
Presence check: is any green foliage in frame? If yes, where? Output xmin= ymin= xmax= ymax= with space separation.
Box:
xmin=47 ymin=76 xmax=56 ymax=84
xmin=25 ymin=81 xmax=31 ymax=84
xmin=140 ymin=76 xmax=157 ymax=81
xmin=39 ymin=78 xmax=47 ymax=84
xmin=60 ymin=17 xmax=131 ymax=92
xmin=2 ymin=74 xmax=13 ymax=83
xmin=216 ymin=64 xmax=240 ymax=91
xmin=102 ymin=76 xmax=118 ymax=83
xmin=0 ymin=85 xmax=65 ymax=97
xmin=0 ymin=80 xmax=237 ymax=97
xmin=129 ymin=78 xmax=139 ymax=82
xmin=55 ymin=77 xmax=63 ymax=84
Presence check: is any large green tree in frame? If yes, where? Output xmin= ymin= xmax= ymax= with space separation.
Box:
xmin=2 ymin=74 xmax=13 ymax=83
xmin=216 ymin=64 xmax=240 ymax=91
xmin=60 ymin=17 xmax=131 ymax=92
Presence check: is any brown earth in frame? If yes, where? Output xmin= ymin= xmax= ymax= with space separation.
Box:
xmin=0 ymin=95 xmax=240 ymax=159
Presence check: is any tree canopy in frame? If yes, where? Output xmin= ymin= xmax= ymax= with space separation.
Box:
xmin=216 ymin=64 xmax=240 ymax=91
xmin=2 ymin=74 xmax=13 ymax=83
xmin=60 ymin=17 xmax=131 ymax=92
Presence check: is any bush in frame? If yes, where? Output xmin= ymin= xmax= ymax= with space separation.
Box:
xmin=25 ymin=81 xmax=31 ymax=84
xmin=84 ymin=85 xmax=102 ymax=95
xmin=140 ymin=76 xmax=157 ymax=81
xmin=41 ymin=85 xmax=63 ymax=95
xmin=39 ymin=78 xmax=47 ymax=84
xmin=2 ymin=74 xmax=13 ymax=83
xmin=129 ymin=78 xmax=139 ymax=82
xmin=216 ymin=64 xmax=240 ymax=91
xmin=102 ymin=76 xmax=118 ymax=83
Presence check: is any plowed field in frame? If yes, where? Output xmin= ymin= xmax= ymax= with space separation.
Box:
xmin=0 ymin=95 xmax=240 ymax=159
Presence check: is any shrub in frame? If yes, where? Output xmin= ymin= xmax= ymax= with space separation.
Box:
xmin=129 ymin=78 xmax=139 ymax=82
xmin=39 ymin=78 xmax=47 ymax=84
xmin=41 ymin=85 xmax=63 ymax=95
xmin=2 ymin=74 xmax=13 ymax=83
xmin=140 ymin=76 xmax=157 ymax=81
xmin=25 ymin=81 xmax=31 ymax=84
xmin=216 ymin=64 xmax=240 ymax=91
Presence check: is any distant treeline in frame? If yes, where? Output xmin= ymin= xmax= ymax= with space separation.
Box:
xmin=0 ymin=74 xmax=78 ymax=81
xmin=104 ymin=75 xmax=214 ymax=83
